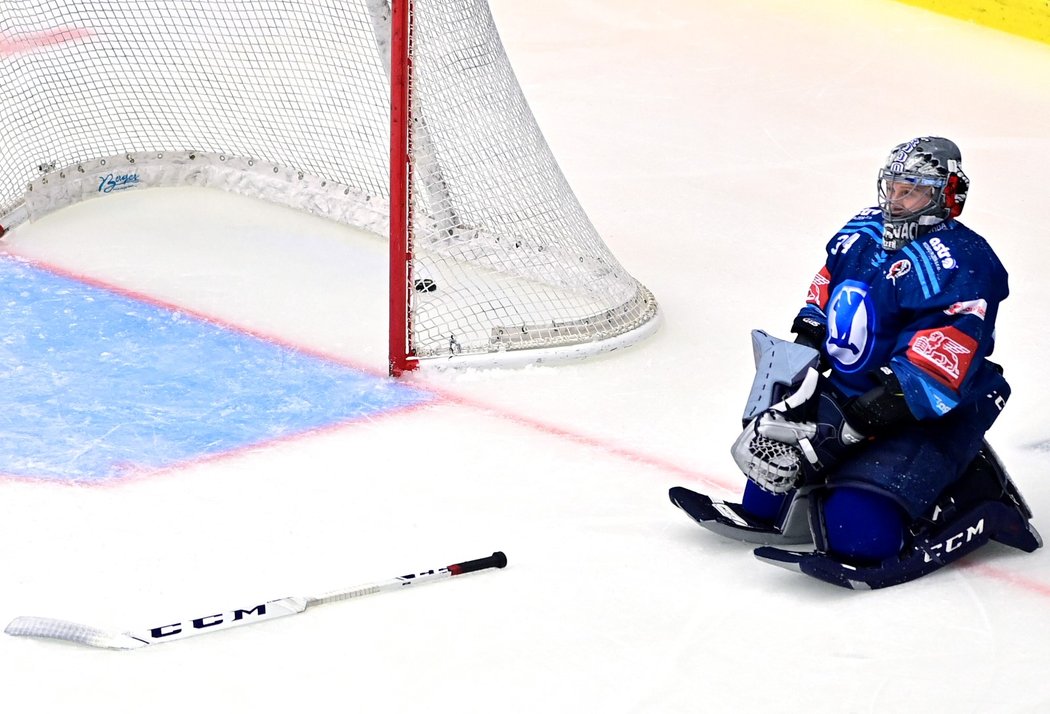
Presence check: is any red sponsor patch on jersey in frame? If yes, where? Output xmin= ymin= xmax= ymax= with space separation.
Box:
xmin=943 ymin=299 xmax=988 ymax=320
xmin=907 ymin=327 xmax=978 ymax=391
xmin=806 ymin=266 xmax=831 ymax=310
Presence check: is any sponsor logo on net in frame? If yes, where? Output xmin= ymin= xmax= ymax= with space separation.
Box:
xmin=98 ymin=172 xmax=141 ymax=194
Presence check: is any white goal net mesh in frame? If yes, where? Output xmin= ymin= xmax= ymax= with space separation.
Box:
xmin=0 ymin=0 xmax=657 ymax=364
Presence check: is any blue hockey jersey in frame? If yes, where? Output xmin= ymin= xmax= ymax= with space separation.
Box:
xmin=796 ymin=207 xmax=1008 ymax=421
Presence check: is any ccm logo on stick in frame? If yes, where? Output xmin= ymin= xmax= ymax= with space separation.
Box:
xmin=149 ymin=604 xmax=269 ymax=638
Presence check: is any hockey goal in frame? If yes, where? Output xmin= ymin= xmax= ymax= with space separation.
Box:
xmin=0 ymin=0 xmax=658 ymax=374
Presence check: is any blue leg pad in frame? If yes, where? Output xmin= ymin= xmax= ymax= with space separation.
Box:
xmin=823 ymin=487 xmax=906 ymax=564
xmin=742 ymin=480 xmax=791 ymax=523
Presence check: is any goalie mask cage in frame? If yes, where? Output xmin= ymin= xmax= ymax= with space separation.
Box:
xmin=0 ymin=0 xmax=658 ymax=375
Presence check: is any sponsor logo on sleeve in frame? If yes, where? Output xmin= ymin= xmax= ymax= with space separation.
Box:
xmin=943 ymin=299 xmax=987 ymax=320
xmin=931 ymin=391 xmax=953 ymax=415
xmin=806 ymin=266 xmax=831 ymax=309
xmin=907 ymin=327 xmax=977 ymax=391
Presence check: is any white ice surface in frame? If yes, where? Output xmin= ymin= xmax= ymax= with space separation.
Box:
xmin=2 ymin=1 xmax=1050 ymax=712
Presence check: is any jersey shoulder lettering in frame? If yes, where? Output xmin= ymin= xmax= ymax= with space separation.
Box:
xmin=896 ymin=221 xmax=1008 ymax=307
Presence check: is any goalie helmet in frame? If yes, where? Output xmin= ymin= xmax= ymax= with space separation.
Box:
xmin=877 ymin=136 xmax=969 ymax=251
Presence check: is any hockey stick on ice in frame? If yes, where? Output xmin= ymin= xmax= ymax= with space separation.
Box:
xmin=5 ymin=551 xmax=507 ymax=650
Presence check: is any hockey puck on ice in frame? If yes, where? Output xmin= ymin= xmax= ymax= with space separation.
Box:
xmin=414 ymin=278 xmax=437 ymax=293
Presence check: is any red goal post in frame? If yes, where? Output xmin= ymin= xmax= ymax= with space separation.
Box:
xmin=0 ymin=0 xmax=659 ymax=375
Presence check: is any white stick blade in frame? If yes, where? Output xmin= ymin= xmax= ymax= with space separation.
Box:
xmin=6 ymin=597 xmax=307 ymax=649
xmin=5 ymin=616 xmax=146 ymax=650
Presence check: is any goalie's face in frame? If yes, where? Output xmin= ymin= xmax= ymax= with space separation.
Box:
xmin=878 ymin=174 xmax=939 ymax=219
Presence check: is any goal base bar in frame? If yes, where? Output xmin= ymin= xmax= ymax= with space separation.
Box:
xmin=406 ymin=309 xmax=663 ymax=372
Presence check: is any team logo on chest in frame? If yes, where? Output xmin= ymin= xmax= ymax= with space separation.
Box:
xmin=825 ymin=280 xmax=875 ymax=373
xmin=886 ymin=259 xmax=911 ymax=284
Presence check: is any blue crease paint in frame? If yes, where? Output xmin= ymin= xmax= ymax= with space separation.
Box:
xmin=0 ymin=256 xmax=434 ymax=481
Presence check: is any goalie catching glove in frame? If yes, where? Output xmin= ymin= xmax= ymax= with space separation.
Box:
xmin=733 ymin=366 xmax=913 ymax=494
